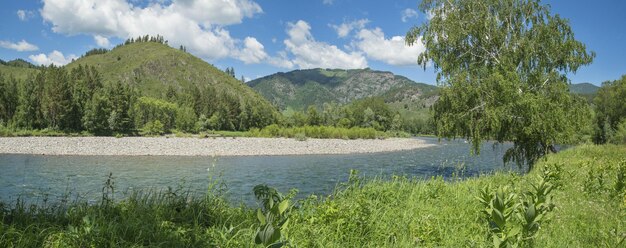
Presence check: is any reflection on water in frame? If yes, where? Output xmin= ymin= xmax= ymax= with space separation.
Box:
xmin=0 ymin=138 xmax=517 ymax=205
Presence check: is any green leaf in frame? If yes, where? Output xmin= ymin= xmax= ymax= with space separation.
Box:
xmin=492 ymin=208 xmax=506 ymax=229
xmin=254 ymin=227 xmax=263 ymax=244
xmin=525 ymin=204 xmax=536 ymax=223
xmin=281 ymin=218 xmax=290 ymax=230
xmin=493 ymin=235 xmax=502 ymax=248
xmin=278 ymin=199 xmax=289 ymax=215
xmin=256 ymin=224 xmax=279 ymax=246
xmin=257 ymin=209 xmax=266 ymax=225
xmin=508 ymin=226 xmax=521 ymax=238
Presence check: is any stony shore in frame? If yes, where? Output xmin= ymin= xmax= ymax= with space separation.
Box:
xmin=0 ymin=137 xmax=435 ymax=156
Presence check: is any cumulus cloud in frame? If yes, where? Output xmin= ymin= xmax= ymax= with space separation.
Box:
xmin=94 ymin=35 xmax=111 ymax=47
xmin=234 ymin=37 xmax=268 ymax=64
xmin=29 ymin=50 xmax=78 ymax=66
xmin=282 ymin=20 xmax=367 ymax=69
xmin=322 ymin=0 xmax=333 ymax=5
xmin=267 ymin=51 xmax=294 ymax=69
xmin=330 ymin=19 xmax=369 ymax=38
xmin=0 ymin=40 xmax=39 ymax=52
xmin=354 ymin=28 xmax=424 ymax=66
xmin=401 ymin=8 xmax=418 ymax=22
xmin=40 ymin=0 xmax=266 ymax=63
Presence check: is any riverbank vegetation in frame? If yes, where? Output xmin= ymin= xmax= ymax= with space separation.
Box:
xmin=0 ymin=62 xmax=428 ymax=139
xmin=0 ymin=145 xmax=624 ymax=247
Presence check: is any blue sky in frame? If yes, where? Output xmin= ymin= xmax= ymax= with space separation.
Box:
xmin=0 ymin=0 xmax=624 ymax=85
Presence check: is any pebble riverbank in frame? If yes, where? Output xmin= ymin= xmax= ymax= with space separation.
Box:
xmin=0 ymin=137 xmax=435 ymax=156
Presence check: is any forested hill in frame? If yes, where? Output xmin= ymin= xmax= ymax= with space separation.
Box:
xmin=569 ymin=82 xmax=600 ymax=95
xmin=248 ymin=68 xmax=438 ymax=111
xmin=0 ymin=39 xmax=279 ymax=134
xmin=0 ymin=61 xmax=39 ymax=81
xmin=66 ymin=42 xmax=270 ymax=106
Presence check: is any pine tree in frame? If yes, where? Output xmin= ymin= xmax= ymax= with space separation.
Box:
xmin=42 ymin=66 xmax=73 ymax=130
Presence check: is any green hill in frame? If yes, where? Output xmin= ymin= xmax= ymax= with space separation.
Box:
xmin=66 ymin=42 xmax=278 ymax=130
xmin=569 ymin=82 xmax=600 ymax=103
xmin=0 ymin=62 xmax=39 ymax=81
xmin=67 ymin=42 xmax=269 ymax=104
xmin=569 ymin=82 xmax=599 ymax=95
xmin=248 ymin=68 xmax=438 ymax=111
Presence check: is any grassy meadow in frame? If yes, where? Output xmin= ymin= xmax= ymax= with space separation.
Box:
xmin=0 ymin=144 xmax=624 ymax=247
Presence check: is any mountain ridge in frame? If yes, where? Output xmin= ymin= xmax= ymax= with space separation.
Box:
xmin=248 ymin=68 xmax=438 ymax=111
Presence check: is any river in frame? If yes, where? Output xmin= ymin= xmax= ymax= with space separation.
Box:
xmin=0 ymin=137 xmax=516 ymax=205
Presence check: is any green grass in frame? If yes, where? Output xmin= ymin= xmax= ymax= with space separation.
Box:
xmin=1 ymin=145 xmax=624 ymax=247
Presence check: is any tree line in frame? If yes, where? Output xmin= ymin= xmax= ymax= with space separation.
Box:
xmin=0 ymin=65 xmax=278 ymax=135
xmin=593 ymin=75 xmax=626 ymax=144
xmin=278 ymin=97 xmax=434 ymax=134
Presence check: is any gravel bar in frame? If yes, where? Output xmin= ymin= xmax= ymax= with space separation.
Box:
xmin=0 ymin=137 xmax=435 ymax=156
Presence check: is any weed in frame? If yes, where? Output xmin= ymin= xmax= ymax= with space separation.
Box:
xmin=253 ymin=185 xmax=293 ymax=247
xmin=477 ymin=164 xmax=557 ymax=247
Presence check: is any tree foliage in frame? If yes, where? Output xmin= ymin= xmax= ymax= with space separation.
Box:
xmin=594 ymin=75 xmax=626 ymax=144
xmin=407 ymin=0 xmax=594 ymax=169
xmin=0 ymin=73 xmax=18 ymax=125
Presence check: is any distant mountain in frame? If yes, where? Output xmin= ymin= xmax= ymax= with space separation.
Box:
xmin=248 ymin=68 xmax=438 ymax=111
xmin=569 ymin=82 xmax=600 ymax=95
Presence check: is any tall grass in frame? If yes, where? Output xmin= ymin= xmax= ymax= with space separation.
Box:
xmin=1 ymin=144 xmax=624 ymax=247
xmin=0 ymin=185 xmax=256 ymax=247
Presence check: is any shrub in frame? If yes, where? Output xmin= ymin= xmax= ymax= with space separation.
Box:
xmin=143 ymin=120 xmax=165 ymax=135
xmin=175 ymin=106 xmax=198 ymax=133
xmin=610 ymin=120 xmax=626 ymax=144
xmin=294 ymin=132 xmax=307 ymax=141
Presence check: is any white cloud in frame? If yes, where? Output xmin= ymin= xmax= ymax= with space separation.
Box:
xmin=234 ymin=37 xmax=267 ymax=64
xmin=17 ymin=10 xmax=34 ymax=21
xmin=29 ymin=50 xmax=78 ymax=66
xmin=330 ymin=19 xmax=369 ymax=38
xmin=401 ymin=8 xmax=418 ymax=22
xmin=267 ymin=51 xmax=294 ymax=69
xmin=40 ymin=0 xmax=266 ymax=62
xmin=322 ymin=0 xmax=333 ymax=5
xmin=173 ymin=0 xmax=262 ymax=26
xmin=354 ymin=28 xmax=424 ymax=66
xmin=0 ymin=40 xmax=39 ymax=52
xmin=282 ymin=20 xmax=367 ymax=69
xmin=94 ymin=35 xmax=111 ymax=47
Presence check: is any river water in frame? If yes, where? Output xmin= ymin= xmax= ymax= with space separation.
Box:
xmin=0 ymin=137 xmax=516 ymax=205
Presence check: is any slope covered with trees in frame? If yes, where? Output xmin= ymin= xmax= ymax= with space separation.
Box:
xmin=248 ymin=68 xmax=438 ymax=111
xmin=0 ymin=37 xmax=279 ymax=134
xmin=0 ymin=63 xmax=39 ymax=81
